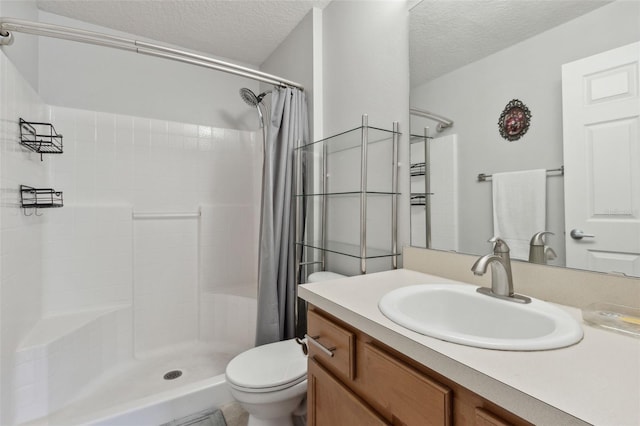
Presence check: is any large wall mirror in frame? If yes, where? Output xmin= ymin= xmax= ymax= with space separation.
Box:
xmin=409 ymin=0 xmax=640 ymax=276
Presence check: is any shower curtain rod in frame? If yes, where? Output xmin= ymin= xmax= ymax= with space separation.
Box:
xmin=0 ymin=17 xmax=304 ymax=90
xmin=410 ymin=107 xmax=454 ymax=132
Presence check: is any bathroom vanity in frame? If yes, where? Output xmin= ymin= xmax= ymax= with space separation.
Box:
xmin=306 ymin=306 xmax=529 ymax=426
xmin=299 ymin=268 xmax=640 ymax=426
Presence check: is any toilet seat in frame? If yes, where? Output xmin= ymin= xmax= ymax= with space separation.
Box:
xmin=226 ymin=339 xmax=307 ymax=393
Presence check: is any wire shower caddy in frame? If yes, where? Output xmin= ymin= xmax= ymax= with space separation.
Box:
xmin=19 ymin=118 xmax=63 ymax=161
xmin=20 ymin=185 xmax=63 ymax=215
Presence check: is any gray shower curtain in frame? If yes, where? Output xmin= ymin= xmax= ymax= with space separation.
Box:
xmin=255 ymin=87 xmax=309 ymax=345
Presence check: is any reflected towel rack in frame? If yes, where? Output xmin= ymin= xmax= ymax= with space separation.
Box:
xmin=132 ymin=211 xmax=201 ymax=219
xmin=477 ymin=166 xmax=564 ymax=182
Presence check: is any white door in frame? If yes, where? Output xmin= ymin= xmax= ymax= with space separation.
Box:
xmin=562 ymin=42 xmax=640 ymax=276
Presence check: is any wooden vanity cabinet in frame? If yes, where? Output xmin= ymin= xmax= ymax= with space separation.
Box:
xmin=306 ymin=306 xmax=532 ymax=426
xmin=308 ymin=358 xmax=390 ymax=426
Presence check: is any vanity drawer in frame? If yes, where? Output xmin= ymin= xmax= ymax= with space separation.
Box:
xmin=307 ymin=309 xmax=356 ymax=380
xmin=360 ymin=343 xmax=452 ymax=426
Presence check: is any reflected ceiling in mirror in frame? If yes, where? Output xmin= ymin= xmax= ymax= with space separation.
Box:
xmin=410 ymin=0 xmax=613 ymax=88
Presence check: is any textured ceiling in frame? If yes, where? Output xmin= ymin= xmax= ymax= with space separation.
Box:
xmin=410 ymin=0 xmax=613 ymax=87
xmin=35 ymin=0 xmax=613 ymax=86
xmin=36 ymin=0 xmax=331 ymax=66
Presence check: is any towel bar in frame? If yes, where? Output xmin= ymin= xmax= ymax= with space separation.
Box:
xmin=477 ymin=166 xmax=564 ymax=182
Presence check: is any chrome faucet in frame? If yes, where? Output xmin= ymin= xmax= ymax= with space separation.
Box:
xmin=471 ymin=237 xmax=531 ymax=304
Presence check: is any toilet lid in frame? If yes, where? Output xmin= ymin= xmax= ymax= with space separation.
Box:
xmin=226 ymin=339 xmax=307 ymax=391
xmin=307 ymin=271 xmax=347 ymax=283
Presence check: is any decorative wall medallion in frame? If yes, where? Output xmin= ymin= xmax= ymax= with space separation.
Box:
xmin=498 ymin=99 xmax=531 ymax=141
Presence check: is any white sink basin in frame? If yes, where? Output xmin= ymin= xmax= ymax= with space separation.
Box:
xmin=379 ymin=284 xmax=583 ymax=351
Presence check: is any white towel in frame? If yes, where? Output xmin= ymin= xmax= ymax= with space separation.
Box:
xmin=492 ymin=169 xmax=546 ymax=260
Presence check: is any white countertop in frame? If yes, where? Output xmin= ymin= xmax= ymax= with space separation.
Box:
xmin=299 ymin=269 xmax=640 ymax=426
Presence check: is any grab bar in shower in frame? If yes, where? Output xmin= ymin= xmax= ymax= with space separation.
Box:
xmin=132 ymin=211 xmax=201 ymax=220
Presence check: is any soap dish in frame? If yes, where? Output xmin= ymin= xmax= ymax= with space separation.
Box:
xmin=582 ymin=302 xmax=640 ymax=338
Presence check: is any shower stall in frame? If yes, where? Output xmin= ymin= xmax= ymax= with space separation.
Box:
xmin=0 ymin=18 xmax=301 ymax=426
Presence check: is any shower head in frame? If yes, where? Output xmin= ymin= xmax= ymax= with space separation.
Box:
xmin=240 ymin=88 xmax=272 ymax=129
xmin=239 ymin=88 xmax=269 ymax=107
xmin=239 ymin=88 xmax=258 ymax=106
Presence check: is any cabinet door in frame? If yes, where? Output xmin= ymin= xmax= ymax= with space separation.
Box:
xmin=474 ymin=408 xmax=513 ymax=426
xmin=308 ymin=358 xmax=389 ymax=426
xmin=360 ymin=343 xmax=452 ymax=426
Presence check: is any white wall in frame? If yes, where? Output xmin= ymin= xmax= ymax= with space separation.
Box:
xmin=411 ymin=1 xmax=640 ymax=262
xmin=260 ymin=8 xmax=318 ymax=138
xmin=322 ymin=0 xmax=409 ymax=136
xmin=0 ymin=0 xmax=39 ymax=90
xmin=36 ymin=11 xmax=262 ymax=130
xmin=320 ymin=0 xmax=410 ymax=275
xmin=0 ymin=1 xmax=267 ymax=129
xmin=46 ymin=105 xmax=261 ymax=353
xmin=0 ymin=49 xmax=48 ymax=426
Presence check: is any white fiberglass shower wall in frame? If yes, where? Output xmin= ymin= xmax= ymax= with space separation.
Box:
xmin=0 ymin=11 xmax=262 ymax=425
xmin=44 ymin=105 xmax=261 ymax=354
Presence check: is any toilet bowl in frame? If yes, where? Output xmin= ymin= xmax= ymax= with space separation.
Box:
xmin=225 ymin=339 xmax=307 ymax=426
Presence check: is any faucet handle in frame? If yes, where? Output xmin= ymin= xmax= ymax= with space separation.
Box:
xmin=488 ymin=236 xmax=510 ymax=254
xmin=545 ymin=246 xmax=557 ymax=261
xmin=530 ymin=231 xmax=554 ymax=246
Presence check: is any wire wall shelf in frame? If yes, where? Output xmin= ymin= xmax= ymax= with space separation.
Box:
xmin=410 ymin=162 xmax=426 ymax=177
xmin=20 ymin=185 xmax=63 ymax=215
xmin=410 ymin=194 xmax=428 ymax=206
xmin=19 ymin=118 xmax=63 ymax=161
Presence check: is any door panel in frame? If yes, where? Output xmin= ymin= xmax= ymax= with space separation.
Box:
xmin=307 ymin=358 xmax=389 ymax=426
xmin=562 ymin=42 xmax=640 ymax=276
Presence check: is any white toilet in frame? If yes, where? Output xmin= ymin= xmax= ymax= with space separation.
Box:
xmin=225 ymin=339 xmax=308 ymax=426
xmin=225 ymin=271 xmax=346 ymax=426
xmin=307 ymin=271 xmax=346 ymax=282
